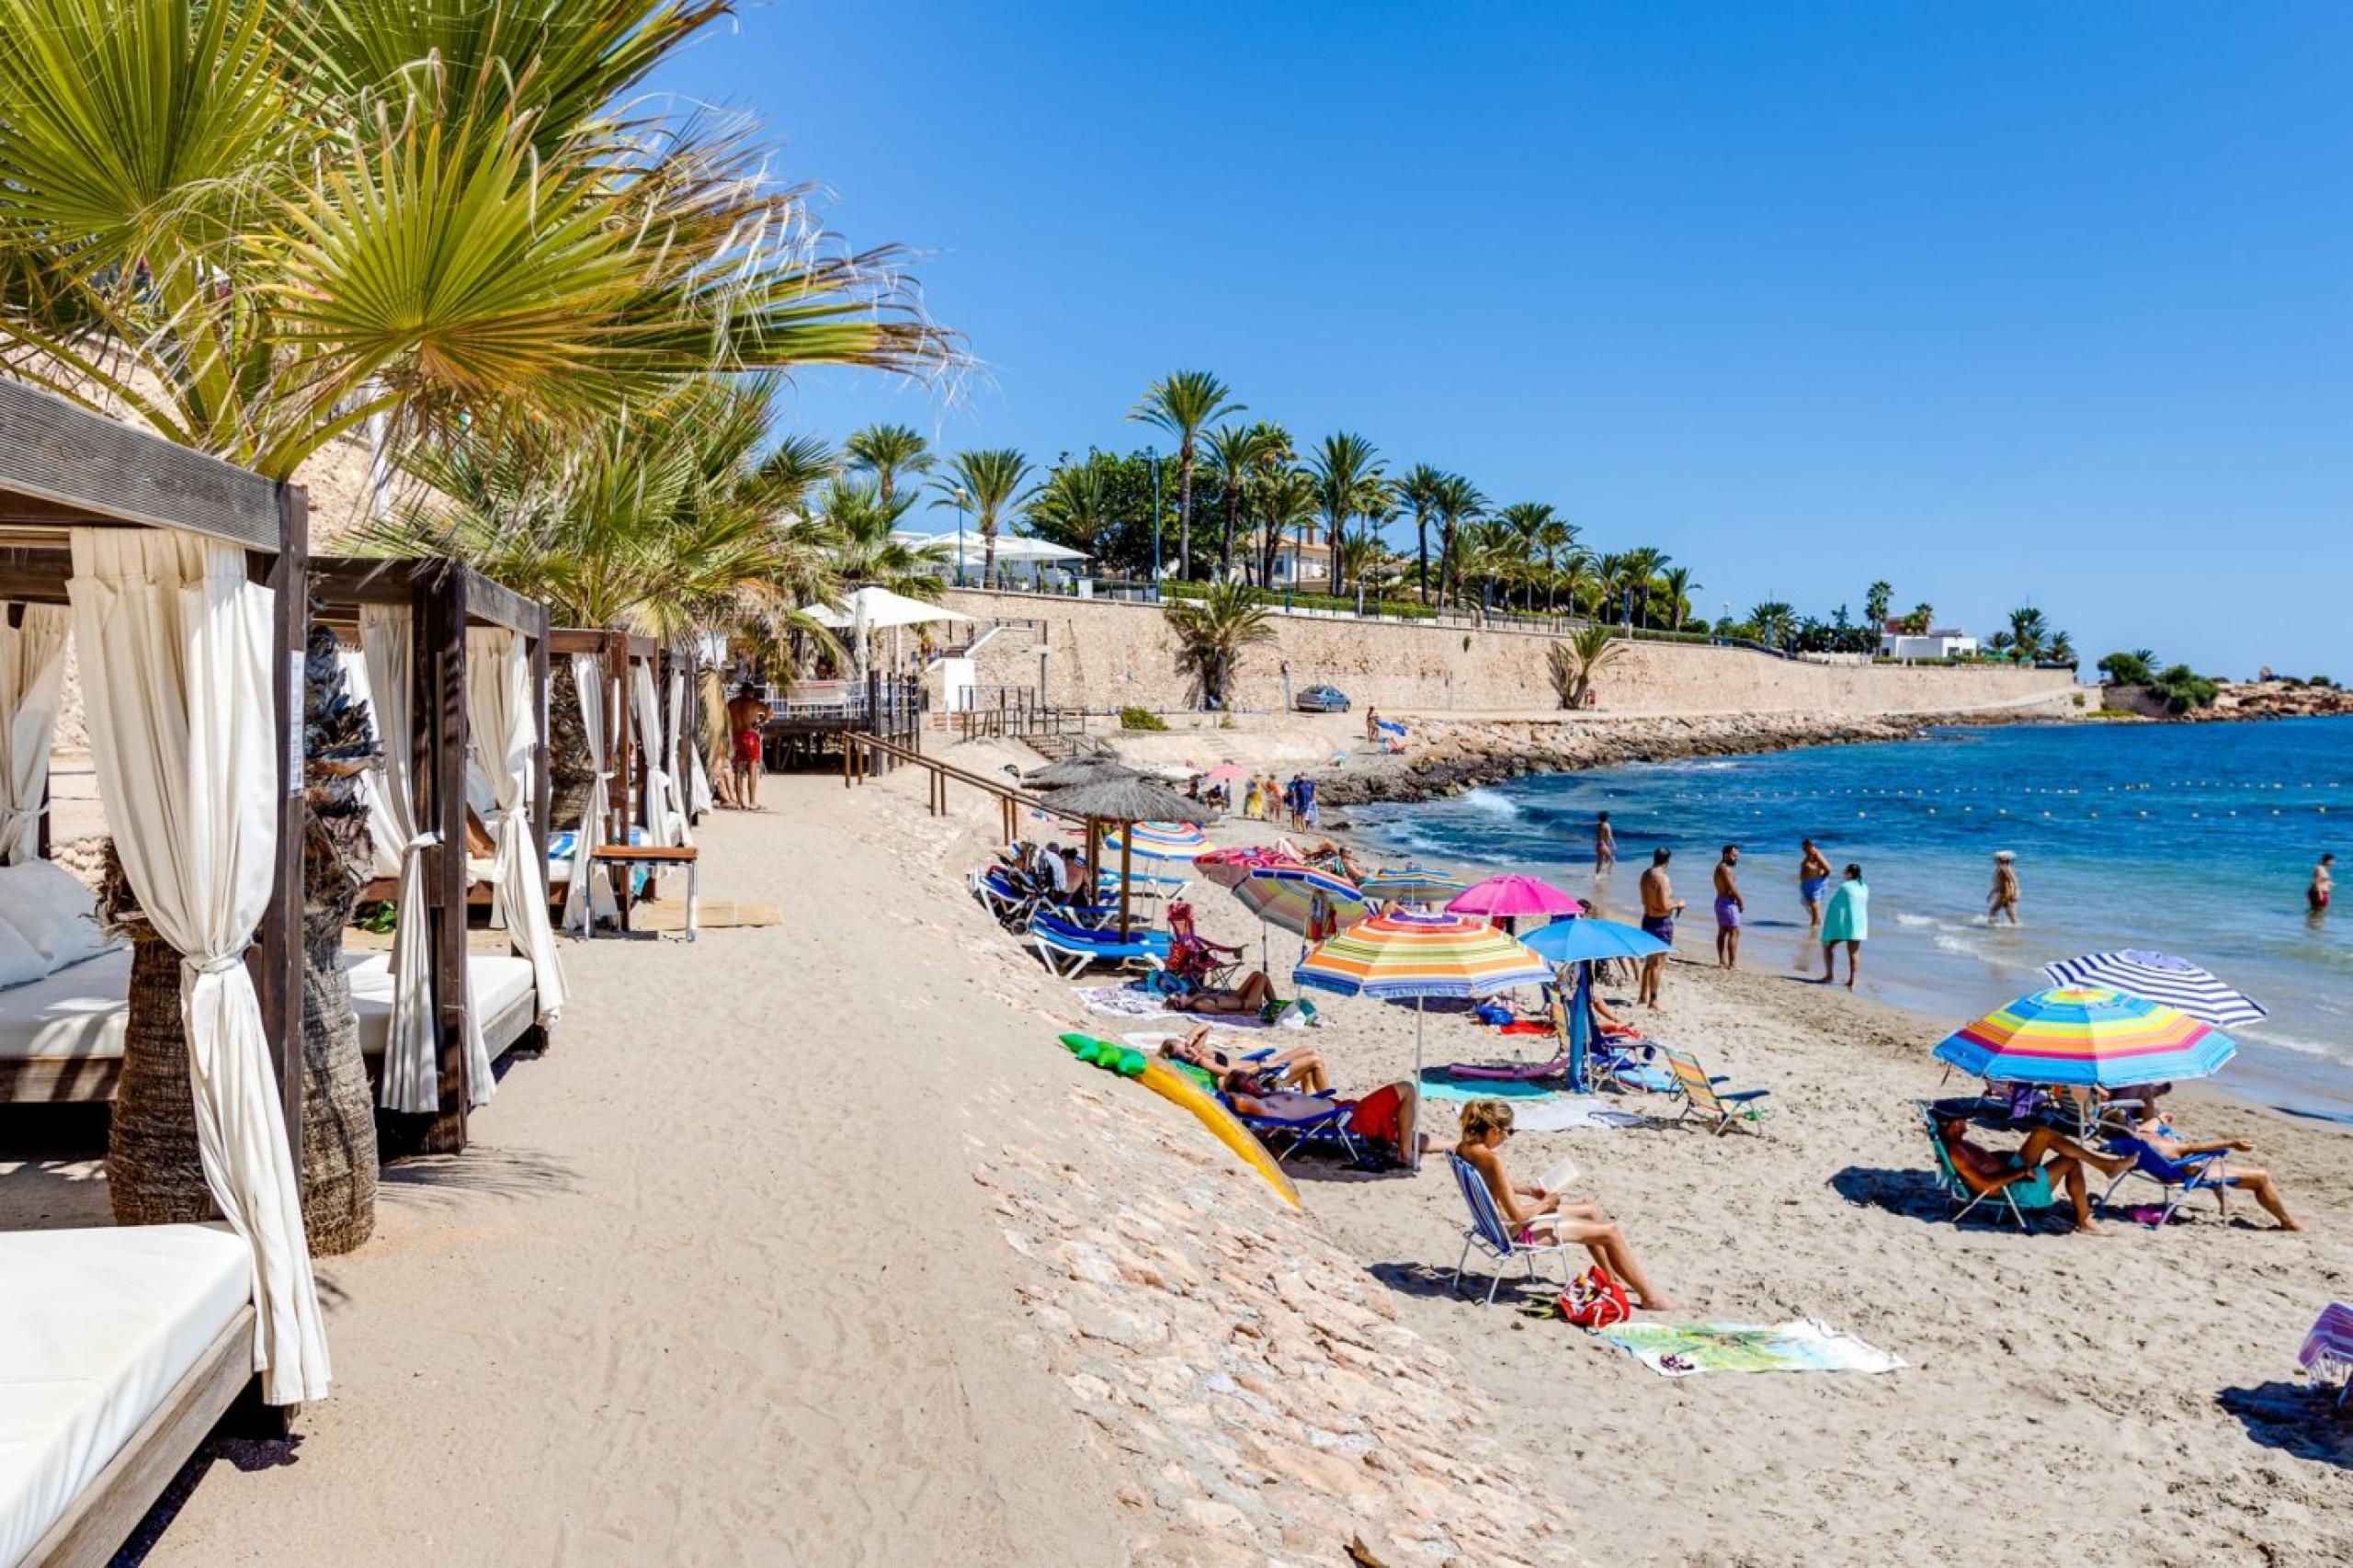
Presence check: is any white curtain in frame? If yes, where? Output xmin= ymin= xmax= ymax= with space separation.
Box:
xmin=0 ymin=602 xmax=70 ymax=863
xmin=335 ymin=647 xmax=401 ymax=881
xmin=671 ymin=664 xmax=711 ymax=823
xmin=632 ymin=661 xmax=688 ymax=854
xmin=67 ymin=527 xmax=330 ymax=1406
xmin=358 ymin=608 xmax=465 ymax=1113
xmin=467 ymin=628 xmax=566 ymax=1019
xmin=562 ymin=653 xmax=618 ymax=933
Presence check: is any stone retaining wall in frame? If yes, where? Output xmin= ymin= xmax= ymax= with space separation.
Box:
xmin=940 ymin=589 xmax=2083 ymax=719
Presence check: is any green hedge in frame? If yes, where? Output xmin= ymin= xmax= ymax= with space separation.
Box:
xmin=1159 ymin=583 xmax=1437 ymax=620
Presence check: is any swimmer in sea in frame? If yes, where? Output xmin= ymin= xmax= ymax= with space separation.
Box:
xmin=1988 ymin=849 xmax=2020 ymax=926
xmin=2312 ymin=852 xmax=2335 ymax=916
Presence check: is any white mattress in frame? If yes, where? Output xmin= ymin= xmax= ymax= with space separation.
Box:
xmin=0 ymin=950 xmax=538 ymax=1069
xmin=0 ymin=1224 xmax=251 ymax=1568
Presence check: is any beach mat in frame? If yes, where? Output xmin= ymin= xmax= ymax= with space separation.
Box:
xmin=1074 ymin=985 xmax=1294 ymax=1028
xmin=1596 ymin=1319 xmax=1902 ymax=1379
xmin=631 ymin=899 xmax=781 ymax=931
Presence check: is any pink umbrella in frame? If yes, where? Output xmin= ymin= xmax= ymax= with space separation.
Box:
xmin=1446 ymin=874 xmax=1583 ymax=919
xmin=1193 ymin=844 xmax=1299 ymax=890
xmin=1203 ymin=764 xmax=1255 ymax=783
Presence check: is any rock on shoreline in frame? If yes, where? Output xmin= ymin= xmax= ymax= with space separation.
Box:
xmin=1322 ymin=710 xmax=2019 ymax=806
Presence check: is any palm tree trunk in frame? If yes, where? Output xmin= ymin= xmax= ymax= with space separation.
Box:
xmin=1416 ymin=514 xmax=1430 ymax=606
xmin=300 ymin=882 xmax=377 ymax=1255
xmin=1220 ymin=489 xmax=1239 ymax=582
xmin=1176 ymin=449 xmax=1195 ymax=580
xmin=108 ymin=921 xmax=213 ymax=1226
xmin=983 ymin=520 xmax=998 ymax=586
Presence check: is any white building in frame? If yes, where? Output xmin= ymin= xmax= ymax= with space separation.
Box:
xmin=1880 ymin=627 xmax=1978 ymax=661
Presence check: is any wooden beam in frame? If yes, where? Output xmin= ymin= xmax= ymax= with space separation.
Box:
xmin=0 ymin=381 xmax=283 ymax=547
xmin=256 ymin=484 xmax=308 ymax=1165
xmin=421 ymin=567 xmax=472 ymax=1153
xmin=456 ymin=565 xmax=540 ymax=637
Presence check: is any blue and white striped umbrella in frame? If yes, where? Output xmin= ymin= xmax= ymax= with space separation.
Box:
xmin=2040 ymin=950 xmax=2267 ymax=1028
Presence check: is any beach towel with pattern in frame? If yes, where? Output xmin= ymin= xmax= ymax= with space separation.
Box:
xmin=1596 ymin=1319 xmax=1902 ymax=1378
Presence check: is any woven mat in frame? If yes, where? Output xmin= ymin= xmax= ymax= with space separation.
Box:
xmin=630 ymin=899 xmax=781 ymax=931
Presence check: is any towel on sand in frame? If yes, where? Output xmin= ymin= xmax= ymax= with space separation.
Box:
xmin=1075 ymin=985 xmax=1294 ymax=1028
xmin=1597 ymin=1320 xmax=1902 ymax=1379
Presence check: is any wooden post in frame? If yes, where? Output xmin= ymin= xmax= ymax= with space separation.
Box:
xmin=1119 ymin=825 xmax=1133 ymax=940
xmin=256 ymin=483 xmax=308 ymax=1165
xmin=420 ymin=566 xmax=471 ymax=1153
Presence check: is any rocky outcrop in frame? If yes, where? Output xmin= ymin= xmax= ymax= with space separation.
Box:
xmin=2201 ymin=682 xmax=2353 ymax=721
xmin=1322 ymin=711 xmax=1982 ymax=806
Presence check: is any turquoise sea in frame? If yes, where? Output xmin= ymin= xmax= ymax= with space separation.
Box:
xmin=1348 ymin=717 xmax=2353 ymax=1122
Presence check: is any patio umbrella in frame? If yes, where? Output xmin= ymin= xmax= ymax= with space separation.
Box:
xmin=1049 ymin=777 xmax=1213 ymax=938
xmin=1447 ymin=874 xmax=1582 ymax=921
xmin=1932 ymin=986 xmax=2238 ymax=1090
xmin=2040 ymin=950 xmax=2267 ymax=1028
xmin=1103 ymin=821 xmax=1210 ymax=861
xmin=1192 ymin=844 xmax=1298 ymax=890
xmin=1203 ymin=764 xmax=1255 ymax=784
xmin=1026 ymin=756 xmax=1138 ymax=789
xmin=1234 ymin=863 xmax=1373 ymax=971
xmin=1359 ymin=865 xmax=1469 ymax=905
xmin=1294 ymin=908 xmax=1553 ymax=1086
xmin=1522 ymin=917 xmax=1671 ymax=1090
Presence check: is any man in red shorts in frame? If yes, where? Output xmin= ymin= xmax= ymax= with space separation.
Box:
xmin=724 ymin=681 xmax=769 ymax=810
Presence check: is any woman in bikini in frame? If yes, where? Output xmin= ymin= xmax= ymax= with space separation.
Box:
xmin=1453 ymin=1100 xmax=1678 ymax=1310
xmin=1159 ymin=1024 xmax=1330 ymax=1093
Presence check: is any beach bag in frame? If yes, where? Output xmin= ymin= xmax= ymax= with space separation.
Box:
xmin=1559 ymin=1267 xmax=1631 ymax=1330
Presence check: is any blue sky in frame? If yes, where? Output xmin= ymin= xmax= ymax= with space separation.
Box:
xmin=657 ymin=2 xmax=2351 ymax=676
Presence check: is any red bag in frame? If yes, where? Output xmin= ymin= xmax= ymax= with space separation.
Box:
xmin=1559 ymin=1266 xmax=1631 ymax=1330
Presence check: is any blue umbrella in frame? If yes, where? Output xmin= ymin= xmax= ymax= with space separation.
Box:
xmin=2040 ymin=950 xmax=2266 ymax=1028
xmin=1522 ymin=917 xmax=1669 ymax=965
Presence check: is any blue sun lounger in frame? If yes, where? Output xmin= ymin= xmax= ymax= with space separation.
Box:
xmin=1027 ymin=909 xmax=1171 ymax=978
xmin=1223 ymin=1095 xmax=1359 ymax=1165
xmin=2098 ymin=1134 xmax=2234 ymax=1227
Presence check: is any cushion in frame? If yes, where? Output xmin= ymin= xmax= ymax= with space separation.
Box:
xmin=0 ymin=914 xmax=46 ymax=989
xmin=0 ymin=861 xmax=119 ymax=971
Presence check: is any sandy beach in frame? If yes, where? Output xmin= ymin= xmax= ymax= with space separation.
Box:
xmin=6 ymin=745 xmax=2351 ymax=1564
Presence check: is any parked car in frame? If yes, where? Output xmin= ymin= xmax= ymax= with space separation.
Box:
xmin=1295 ymin=685 xmax=1352 ymax=713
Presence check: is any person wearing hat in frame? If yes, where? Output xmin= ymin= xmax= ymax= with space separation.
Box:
xmin=1988 ymin=850 xmax=2020 ymax=926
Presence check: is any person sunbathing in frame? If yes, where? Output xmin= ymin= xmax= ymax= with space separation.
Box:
xmin=1222 ymin=1071 xmax=1429 ymax=1165
xmin=1588 ymin=992 xmax=1643 ymax=1040
xmin=1160 ymin=1024 xmax=1330 ymax=1093
xmin=1934 ymin=1114 xmax=2128 ymax=1234
xmin=1169 ymin=969 xmax=1278 ymax=1015
xmin=2129 ymin=1092 xmax=2304 ymax=1231
xmin=1453 ymin=1100 xmax=1679 ymax=1310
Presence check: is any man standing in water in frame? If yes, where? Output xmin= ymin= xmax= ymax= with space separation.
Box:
xmin=1594 ymin=812 xmax=1617 ymax=877
xmin=1638 ymin=847 xmax=1682 ymax=1011
xmin=1799 ymin=838 xmax=1831 ymax=926
xmin=1712 ymin=845 xmax=1745 ymax=970
xmin=2313 ymin=853 xmax=2335 ymax=915
xmin=725 ymin=680 xmax=770 ymax=811
xmin=1988 ymin=849 xmax=2020 ymax=925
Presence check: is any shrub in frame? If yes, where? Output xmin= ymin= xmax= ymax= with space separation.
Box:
xmin=2148 ymin=664 xmax=2219 ymax=714
xmin=2097 ymin=651 xmax=2154 ymax=687
xmin=1119 ymin=705 xmax=1167 ymax=731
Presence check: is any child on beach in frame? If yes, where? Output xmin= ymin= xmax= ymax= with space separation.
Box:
xmin=1452 ymin=1100 xmax=1679 ymax=1309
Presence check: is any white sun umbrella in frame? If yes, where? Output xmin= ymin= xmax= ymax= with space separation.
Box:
xmin=801 ymin=586 xmax=972 ymax=685
xmin=2040 ymin=950 xmax=2267 ymax=1028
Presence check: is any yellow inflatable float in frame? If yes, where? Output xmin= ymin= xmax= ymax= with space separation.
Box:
xmin=1057 ymin=1034 xmax=1301 ymax=1210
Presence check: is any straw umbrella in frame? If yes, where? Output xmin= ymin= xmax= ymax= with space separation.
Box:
xmin=1046 ymin=777 xmax=1213 ymax=937
xmin=1025 ymin=756 xmax=1137 ymax=789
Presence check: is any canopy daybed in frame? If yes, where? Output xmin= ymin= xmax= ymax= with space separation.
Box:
xmin=0 ymin=381 xmax=326 ymax=1565
xmin=546 ymin=626 xmax=678 ymax=934
xmin=313 ymin=556 xmax=565 ymax=1155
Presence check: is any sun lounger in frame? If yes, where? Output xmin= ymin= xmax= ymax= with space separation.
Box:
xmin=1026 ymin=909 xmax=1171 ymax=979
xmin=1919 ymin=1103 xmax=2061 ymax=1230
xmin=1224 ymin=1096 xmax=1359 ymax=1165
xmin=970 ymin=865 xmax=1041 ymax=927
xmin=1662 ymin=1049 xmax=1769 ymax=1135
xmin=1447 ymin=1153 xmax=1576 ymax=1305
xmin=0 ymin=1225 xmax=256 ymax=1568
xmin=2097 ymin=1134 xmax=2233 ymax=1227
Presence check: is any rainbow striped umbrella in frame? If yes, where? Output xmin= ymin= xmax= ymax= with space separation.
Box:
xmin=1359 ymin=865 xmax=1469 ymax=904
xmin=1932 ymin=986 xmax=2238 ymax=1089
xmin=1103 ymin=821 xmax=1210 ymax=861
xmin=1192 ymin=844 xmax=1297 ymax=890
xmin=1234 ymin=864 xmax=1373 ymax=938
xmin=1295 ymin=909 xmax=1554 ymax=1083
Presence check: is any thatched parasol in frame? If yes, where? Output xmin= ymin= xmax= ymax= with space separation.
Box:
xmin=1047 ymin=778 xmax=1214 ymax=937
xmin=1024 ymin=756 xmax=1136 ymax=789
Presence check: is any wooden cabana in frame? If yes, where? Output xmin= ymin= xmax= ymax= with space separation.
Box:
xmin=0 ymin=381 xmax=326 ymax=1567
xmin=546 ymin=626 xmax=670 ymax=932
xmin=311 ymin=556 xmax=561 ymax=1154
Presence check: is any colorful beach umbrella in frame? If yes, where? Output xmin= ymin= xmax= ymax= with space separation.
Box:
xmin=1103 ymin=821 xmax=1211 ymax=861
xmin=1358 ymin=865 xmax=1469 ymax=904
xmin=1932 ymin=986 xmax=2238 ymax=1089
xmin=2040 ymin=950 xmax=2267 ymax=1028
xmin=1521 ymin=917 xmax=1670 ymax=966
xmin=1203 ymin=764 xmax=1255 ymax=783
xmin=1446 ymin=874 xmax=1583 ymax=919
xmin=1192 ymin=844 xmax=1296 ymax=890
xmin=1295 ymin=909 xmax=1554 ymax=1090
xmin=1234 ymin=864 xmax=1373 ymax=938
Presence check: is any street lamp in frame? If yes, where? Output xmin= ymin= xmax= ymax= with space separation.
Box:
xmin=1146 ymin=444 xmax=1162 ymax=596
xmin=1037 ymin=643 xmax=1052 ymax=714
xmin=954 ymin=485 xmax=970 ymax=588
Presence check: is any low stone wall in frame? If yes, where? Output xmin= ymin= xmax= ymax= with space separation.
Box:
xmin=940 ymin=589 xmax=2082 ymax=720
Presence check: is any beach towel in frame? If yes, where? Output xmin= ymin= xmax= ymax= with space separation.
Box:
xmin=1418 ymin=1074 xmax=1562 ymax=1103
xmin=1508 ymin=1101 xmax=1649 ymax=1132
xmin=1596 ymin=1319 xmax=1903 ymax=1379
xmin=1077 ymin=986 xmax=1289 ymax=1027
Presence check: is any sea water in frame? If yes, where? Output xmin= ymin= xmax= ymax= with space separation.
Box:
xmin=1348 ymin=716 xmax=2353 ymax=1122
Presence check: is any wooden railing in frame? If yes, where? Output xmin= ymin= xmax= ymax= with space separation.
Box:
xmin=949 ymin=687 xmax=1082 ymax=745
xmin=843 ymin=731 xmax=1086 ymax=843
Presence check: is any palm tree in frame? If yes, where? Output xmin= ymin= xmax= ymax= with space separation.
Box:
xmin=805 ymin=483 xmax=940 ymax=599
xmin=2048 ymin=631 xmax=2077 ymax=668
xmin=1657 ymin=565 xmax=1699 ymax=631
xmin=1864 ymin=581 xmax=1893 ymax=630
xmin=1434 ymin=473 xmax=1486 ymax=610
xmin=2006 ymin=606 xmax=2050 ymax=664
xmin=1165 ymin=580 xmax=1275 ymax=708
xmin=1204 ymin=423 xmax=1279 ymax=582
xmin=1128 ymin=370 xmax=1243 ymax=580
xmin=1356 ymin=479 xmax=1401 ymax=597
xmin=1987 ymin=630 xmax=2018 ymax=660
xmin=1256 ymin=466 xmax=1320 ymax=589
xmin=1309 ymin=432 xmax=1383 ymax=596
xmin=1027 ymin=455 xmax=1122 ymax=563
xmin=1903 ymin=602 xmax=1936 ymax=635
xmin=933 ymin=449 xmax=1038 ymax=586
xmin=1495 ymin=504 xmax=1557 ymax=612
xmin=1747 ymin=600 xmax=1799 ymax=648
xmin=844 ymin=424 xmax=934 ymax=506
xmin=1398 ymin=464 xmax=1450 ymax=606
xmin=1546 ymin=625 xmax=1629 ymax=709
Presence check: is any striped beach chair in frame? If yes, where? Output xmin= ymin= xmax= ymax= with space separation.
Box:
xmin=1663 ymin=1049 xmax=1770 ymax=1135
xmin=1447 ymin=1153 xmax=1574 ymax=1305
xmin=2298 ymin=1302 xmax=2353 ymax=1409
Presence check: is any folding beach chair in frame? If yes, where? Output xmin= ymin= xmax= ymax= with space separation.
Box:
xmin=1919 ymin=1103 xmax=2062 ymax=1230
xmin=1225 ymin=1096 xmax=1359 ymax=1165
xmin=1026 ymin=909 xmax=1171 ymax=978
xmin=1662 ymin=1049 xmax=1770 ymax=1135
xmin=1447 ymin=1153 xmax=1576 ymax=1305
xmin=2298 ymin=1302 xmax=2353 ymax=1410
xmin=2097 ymin=1134 xmax=2234 ymax=1228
